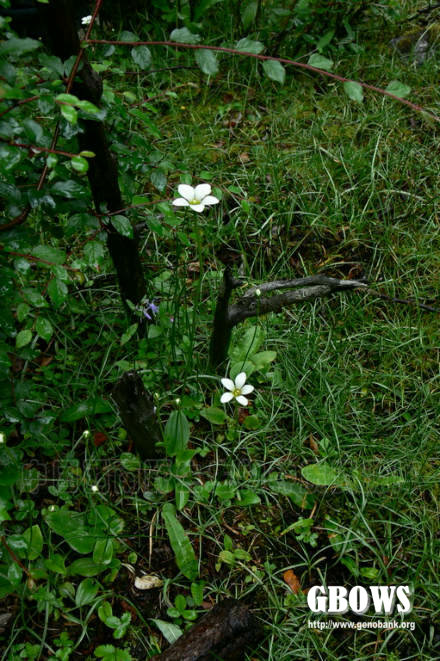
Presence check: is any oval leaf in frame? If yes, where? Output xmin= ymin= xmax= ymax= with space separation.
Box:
xmin=301 ymin=462 xmax=339 ymax=486
xmin=262 ymin=60 xmax=286 ymax=85
xmin=343 ymin=81 xmax=364 ymax=103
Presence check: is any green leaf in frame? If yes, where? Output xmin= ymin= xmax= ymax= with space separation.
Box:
xmin=16 ymin=329 xmax=32 ymax=349
xmin=83 ymin=240 xmax=105 ymax=266
xmin=71 ymin=155 xmax=89 ymax=173
xmin=60 ymin=105 xmax=78 ymax=124
xmin=22 ymin=288 xmax=47 ymax=308
xmin=175 ymin=484 xmax=189 ymax=511
xmin=93 ymin=538 xmax=114 ymax=565
xmin=385 ymin=80 xmax=411 ymax=99
xmin=76 ymin=99 xmax=100 ymax=114
xmin=120 ymin=323 xmax=138 ymax=346
xmin=45 ymin=554 xmax=67 ymax=575
xmin=129 ymin=109 xmax=161 ymax=137
xmin=152 ymin=619 xmax=183 ymax=645
xmin=131 ymin=46 xmax=152 ymax=69
xmin=120 ymin=453 xmax=141 ymax=471
xmin=170 ymin=28 xmax=201 ymax=44
xmin=16 ymin=303 xmax=30 ymax=323
xmin=268 ymin=479 xmax=315 ymax=509
xmin=55 ymin=93 xmax=79 ymax=105
xmin=111 ymin=215 xmax=133 ymax=238
xmin=0 ymin=37 xmax=41 ymax=57
xmin=164 ymin=411 xmax=190 ymax=456
xmin=51 ymin=180 xmax=85 ymax=199
xmin=36 ymin=317 xmax=53 ymax=341
xmin=22 ymin=524 xmax=43 ymax=560
xmin=301 ymin=462 xmax=339 ymax=486
xmin=250 ymin=350 xmax=277 ymax=371
xmin=68 ymin=558 xmax=108 ymax=577
xmin=235 ymin=38 xmax=265 ymax=54
xmin=229 ymin=325 xmax=265 ymax=362
xmin=242 ymin=414 xmax=261 ymax=430
xmin=75 ymin=578 xmax=99 ymax=606
xmin=59 ymin=397 xmax=112 ymax=422
xmin=241 ymin=1 xmax=258 ymax=29
xmin=343 ymin=81 xmax=364 ymax=102
xmin=235 ymin=489 xmax=261 ymax=506
xmin=200 ymin=406 xmax=227 ymax=425
xmin=194 ymin=49 xmax=219 ymax=75
xmin=307 ymin=54 xmax=334 ymax=71
xmin=32 ymin=245 xmax=66 ymax=265
xmin=45 ymin=510 xmax=97 ymax=553
xmin=162 ymin=503 xmax=198 ymax=580
xmin=262 ymin=60 xmax=286 ymax=85
xmin=48 ymin=278 xmax=68 ymax=307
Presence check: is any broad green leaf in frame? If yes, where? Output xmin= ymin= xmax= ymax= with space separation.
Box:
xmin=32 ymin=245 xmax=66 ymax=265
xmin=268 ymin=479 xmax=315 ymax=509
xmin=75 ymin=578 xmax=99 ymax=606
xmin=170 ymin=28 xmax=201 ymax=44
xmin=164 ymin=411 xmax=190 ymax=456
xmin=36 ymin=317 xmax=53 ymax=341
xmin=131 ymin=46 xmax=152 ymax=69
xmin=262 ymin=60 xmax=286 ymax=85
xmin=45 ymin=510 xmax=97 ymax=553
xmin=195 ymin=49 xmax=219 ymax=75
xmin=241 ymin=1 xmax=258 ymax=30
xmin=200 ymin=406 xmax=227 ymax=425
xmin=152 ymin=619 xmax=183 ymax=645
xmin=45 ymin=554 xmax=67 ymax=575
xmin=51 ymin=180 xmax=85 ymax=199
xmin=93 ymin=538 xmax=114 ymax=565
xmin=16 ymin=329 xmax=32 ymax=349
xmin=308 ymin=54 xmax=334 ymax=71
xmin=71 ymin=155 xmax=89 ymax=173
xmin=22 ymin=287 xmax=47 ymax=308
xmin=111 ymin=215 xmax=133 ymax=238
xmin=83 ymin=240 xmax=105 ymax=265
xmin=250 ymin=350 xmax=277 ymax=371
xmin=68 ymin=558 xmax=108 ymax=577
xmin=150 ymin=170 xmax=167 ymax=192
xmin=386 ymin=80 xmax=411 ymax=99
xmin=120 ymin=323 xmax=138 ymax=346
xmin=175 ymin=484 xmax=189 ymax=511
xmin=235 ymin=489 xmax=261 ymax=506
xmin=55 ymin=93 xmax=79 ymax=105
xmin=343 ymin=81 xmax=364 ymax=102
xmin=229 ymin=325 xmax=265 ymax=362
xmin=242 ymin=414 xmax=261 ymax=430
xmin=60 ymin=105 xmax=78 ymax=124
xmin=59 ymin=397 xmax=112 ymax=422
xmin=76 ymin=99 xmax=100 ymax=114
xmin=22 ymin=524 xmax=43 ymax=560
xmin=48 ymin=278 xmax=68 ymax=307
xmin=301 ymin=462 xmax=339 ymax=486
xmin=162 ymin=503 xmax=198 ymax=580
xmin=0 ymin=37 xmax=41 ymax=57
xmin=235 ymin=38 xmax=265 ymax=54
xmin=120 ymin=453 xmax=141 ymax=471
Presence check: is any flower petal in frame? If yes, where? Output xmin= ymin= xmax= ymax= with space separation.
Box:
xmin=201 ymin=195 xmax=219 ymax=206
xmin=236 ymin=395 xmax=249 ymax=406
xmin=172 ymin=197 xmax=190 ymax=206
xmin=220 ymin=392 xmax=234 ymax=403
xmin=235 ymin=372 xmax=246 ymax=389
xmin=178 ymin=184 xmax=195 ymax=201
xmin=190 ymin=204 xmax=205 ymax=212
xmin=221 ymin=378 xmax=235 ymax=391
xmin=194 ymin=183 xmax=211 ymax=200
xmin=241 ymin=384 xmax=254 ymax=395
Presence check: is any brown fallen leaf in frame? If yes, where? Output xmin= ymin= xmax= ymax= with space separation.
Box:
xmin=283 ymin=569 xmax=301 ymax=594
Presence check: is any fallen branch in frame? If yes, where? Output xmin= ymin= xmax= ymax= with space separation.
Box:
xmin=151 ymin=598 xmax=263 ymax=660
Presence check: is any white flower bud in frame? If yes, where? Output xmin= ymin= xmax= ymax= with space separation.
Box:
xmin=91 ymin=485 xmax=99 ymax=493
xmin=255 ymin=289 xmax=261 ymax=297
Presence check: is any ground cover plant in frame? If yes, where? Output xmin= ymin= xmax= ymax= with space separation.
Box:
xmin=1 ymin=0 xmax=440 ymax=659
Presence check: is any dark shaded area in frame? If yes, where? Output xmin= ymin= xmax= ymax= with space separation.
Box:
xmin=151 ymin=598 xmax=263 ymax=661
xmin=112 ymin=371 xmax=162 ymax=460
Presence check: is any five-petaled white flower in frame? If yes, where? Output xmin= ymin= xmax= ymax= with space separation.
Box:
xmin=172 ymin=183 xmax=219 ymax=213
xmin=81 ymin=15 xmax=92 ymax=25
xmin=220 ymin=372 xmax=254 ymax=407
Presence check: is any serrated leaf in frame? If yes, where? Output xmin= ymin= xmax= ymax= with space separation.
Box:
xmin=36 ymin=317 xmax=53 ymax=341
xmin=131 ymin=45 xmax=152 ymax=69
xmin=262 ymin=60 xmax=286 ymax=84
xmin=386 ymin=80 xmax=411 ymax=99
xmin=308 ymin=53 xmax=334 ymax=71
xmin=170 ymin=28 xmax=201 ymax=44
xmin=343 ymin=81 xmax=364 ymax=102
xmin=162 ymin=503 xmax=198 ymax=580
xmin=111 ymin=215 xmax=133 ymax=238
xmin=16 ymin=329 xmax=32 ymax=349
xmin=235 ymin=38 xmax=265 ymax=54
xmin=194 ymin=49 xmax=219 ymax=75
xmin=301 ymin=462 xmax=339 ymax=486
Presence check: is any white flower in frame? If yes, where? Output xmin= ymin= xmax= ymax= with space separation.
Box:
xmin=82 ymin=15 xmax=92 ymax=25
xmin=220 ymin=372 xmax=254 ymax=407
xmin=91 ymin=485 xmax=99 ymax=493
xmin=0 ymin=433 xmax=4 ymax=444
xmin=172 ymin=183 xmax=219 ymax=213
xmin=255 ymin=289 xmax=261 ymax=297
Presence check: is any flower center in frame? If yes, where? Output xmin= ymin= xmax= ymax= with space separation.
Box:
xmin=233 ymin=388 xmax=242 ymax=397
xmin=189 ymin=199 xmax=200 ymax=205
